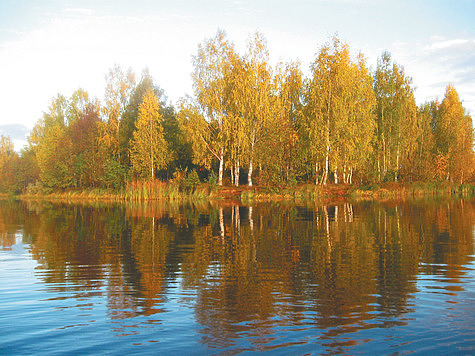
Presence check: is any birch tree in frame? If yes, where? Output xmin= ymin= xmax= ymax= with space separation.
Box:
xmin=339 ymin=53 xmax=376 ymax=184
xmin=435 ymin=85 xmax=474 ymax=182
xmin=100 ymin=65 xmax=135 ymax=158
xmin=374 ymin=52 xmax=417 ymax=181
xmin=260 ymin=61 xmax=302 ymax=185
xmin=232 ymin=32 xmax=272 ymax=186
xmin=192 ymin=30 xmax=236 ymax=186
xmin=177 ymin=97 xmax=221 ymax=170
xmin=305 ymin=37 xmax=352 ymax=184
xmin=130 ymin=89 xmax=169 ymax=179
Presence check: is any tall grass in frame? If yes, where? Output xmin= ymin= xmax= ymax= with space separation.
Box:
xmin=122 ymin=179 xmax=215 ymax=201
xmin=19 ymin=179 xmax=217 ymax=203
xmin=352 ymin=181 xmax=474 ymax=199
xmin=17 ymin=179 xmax=473 ymax=203
xmin=240 ymin=184 xmax=322 ymax=203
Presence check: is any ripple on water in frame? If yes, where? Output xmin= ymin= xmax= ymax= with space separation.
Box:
xmin=0 ymin=200 xmax=474 ymax=355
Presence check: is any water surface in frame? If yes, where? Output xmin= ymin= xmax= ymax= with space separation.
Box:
xmin=0 ymin=199 xmax=474 ymax=354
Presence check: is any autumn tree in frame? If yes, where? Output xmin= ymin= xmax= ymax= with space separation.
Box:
xmin=130 ymin=89 xmax=169 ymax=179
xmin=0 ymin=136 xmax=18 ymax=192
xmin=258 ymin=61 xmax=303 ymax=186
xmin=66 ymin=88 xmax=90 ymax=125
xmin=305 ymin=37 xmax=346 ymax=185
xmin=32 ymin=95 xmax=74 ymax=189
xmin=305 ymin=37 xmax=375 ymax=185
xmin=119 ymin=69 xmax=164 ymax=166
xmin=160 ymin=104 xmax=194 ymax=178
xmin=339 ymin=53 xmax=375 ymax=184
xmin=14 ymin=148 xmax=40 ymax=193
xmin=434 ymin=85 xmax=474 ymax=183
xmin=68 ymin=103 xmax=103 ymax=187
xmin=177 ymin=98 xmax=216 ymax=171
xmin=373 ymin=52 xmax=417 ymax=182
xmin=100 ymin=65 xmax=135 ymax=158
xmin=28 ymin=90 xmax=103 ymax=189
xmin=231 ymin=32 xmax=273 ymax=186
xmin=191 ymin=30 xmax=236 ymax=186
xmin=36 ymin=123 xmax=74 ymax=189
xmin=401 ymin=102 xmax=436 ymax=181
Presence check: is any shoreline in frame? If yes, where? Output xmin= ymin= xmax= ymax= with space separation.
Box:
xmin=4 ymin=181 xmax=473 ymax=204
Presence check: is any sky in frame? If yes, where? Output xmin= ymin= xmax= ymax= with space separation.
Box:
xmin=0 ymin=0 xmax=474 ymax=150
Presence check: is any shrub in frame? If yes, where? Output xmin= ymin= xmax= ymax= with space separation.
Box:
xmin=206 ymin=171 xmax=219 ymax=191
xmin=185 ymin=169 xmax=201 ymax=193
xmin=102 ymin=159 xmax=127 ymax=189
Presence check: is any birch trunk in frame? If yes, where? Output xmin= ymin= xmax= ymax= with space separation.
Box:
xmin=218 ymin=149 xmax=224 ymax=186
xmin=234 ymin=158 xmax=240 ymax=187
xmin=323 ymin=145 xmax=329 ymax=185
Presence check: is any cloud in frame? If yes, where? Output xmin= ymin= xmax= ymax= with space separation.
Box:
xmin=0 ymin=124 xmax=28 ymax=151
xmin=0 ymin=7 xmax=202 ymax=128
xmin=391 ymin=36 xmax=475 ymax=115
xmin=426 ymin=38 xmax=470 ymax=51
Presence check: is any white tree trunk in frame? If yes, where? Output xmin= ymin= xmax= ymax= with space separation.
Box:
xmin=218 ymin=150 xmax=224 ymax=186
xmin=323 ymin=147 xmax=329 ymax=185
xmin=234 ymin=158 xmax=240 ymax=187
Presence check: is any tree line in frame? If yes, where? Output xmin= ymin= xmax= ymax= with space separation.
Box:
xmin=0 ymin=31 xmax=473 ymax=194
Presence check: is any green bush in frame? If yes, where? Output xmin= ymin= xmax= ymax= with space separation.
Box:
xmin=185 ymin=170 xmax=201 ymax=193
xmin=206 ymin=171 xmax=219 ymax=191
xmin=102 ymin=159 xmax=127 ymax=189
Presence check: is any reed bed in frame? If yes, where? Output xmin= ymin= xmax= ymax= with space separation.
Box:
xmin=240 ymin=184 xmax=323 ymax=203
xmin=352 ymin=181 xmax=474 ymax=199
xmin=16 ymin=180 xmax=474 ymax=203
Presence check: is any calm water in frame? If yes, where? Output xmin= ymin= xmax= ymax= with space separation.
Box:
xmin=0 ymin=199 xmax=474 ymax=355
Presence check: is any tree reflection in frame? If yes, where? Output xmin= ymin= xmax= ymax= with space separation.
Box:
xmin=0 ymin=197 xmax=472 ymax=351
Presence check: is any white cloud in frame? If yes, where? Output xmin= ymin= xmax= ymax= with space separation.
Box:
xmin=426 ymin=38 xmax=469 ymax=51
xmin=390 ymin=36 xmax=475 ymax=115
xmin=0 ymin=9 xmax=204 ymax=128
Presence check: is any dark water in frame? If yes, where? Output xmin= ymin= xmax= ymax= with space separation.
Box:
xmin=0 ymin=199 xmax=474 ymax=355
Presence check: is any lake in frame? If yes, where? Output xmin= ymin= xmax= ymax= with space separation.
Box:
xmin=0 ymin=198 xmax=474 ymax=355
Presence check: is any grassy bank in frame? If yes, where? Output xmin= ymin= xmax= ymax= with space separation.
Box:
xmin=351 ymin=181 xmax=475 ymax=199
xmin=20 ymin=180 xmax=220 ymax=202
xmin=14 ymin=180 xmax=475 ymax=203
xmin=240 ymin=184 xmax=323 ymax=203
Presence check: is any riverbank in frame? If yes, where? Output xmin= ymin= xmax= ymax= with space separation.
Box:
xmin=12 ymin=181 xmax=474 ymax=203
xmin=351 ymin=181 xmax=474 ymax=199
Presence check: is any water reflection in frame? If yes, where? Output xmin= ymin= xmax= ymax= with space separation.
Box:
xmin=0 ymin=198 xmax=473 ymax=354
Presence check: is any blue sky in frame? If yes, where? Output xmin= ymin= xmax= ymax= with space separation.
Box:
xmin=0 ymin=0 xmax=474 ymax=148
